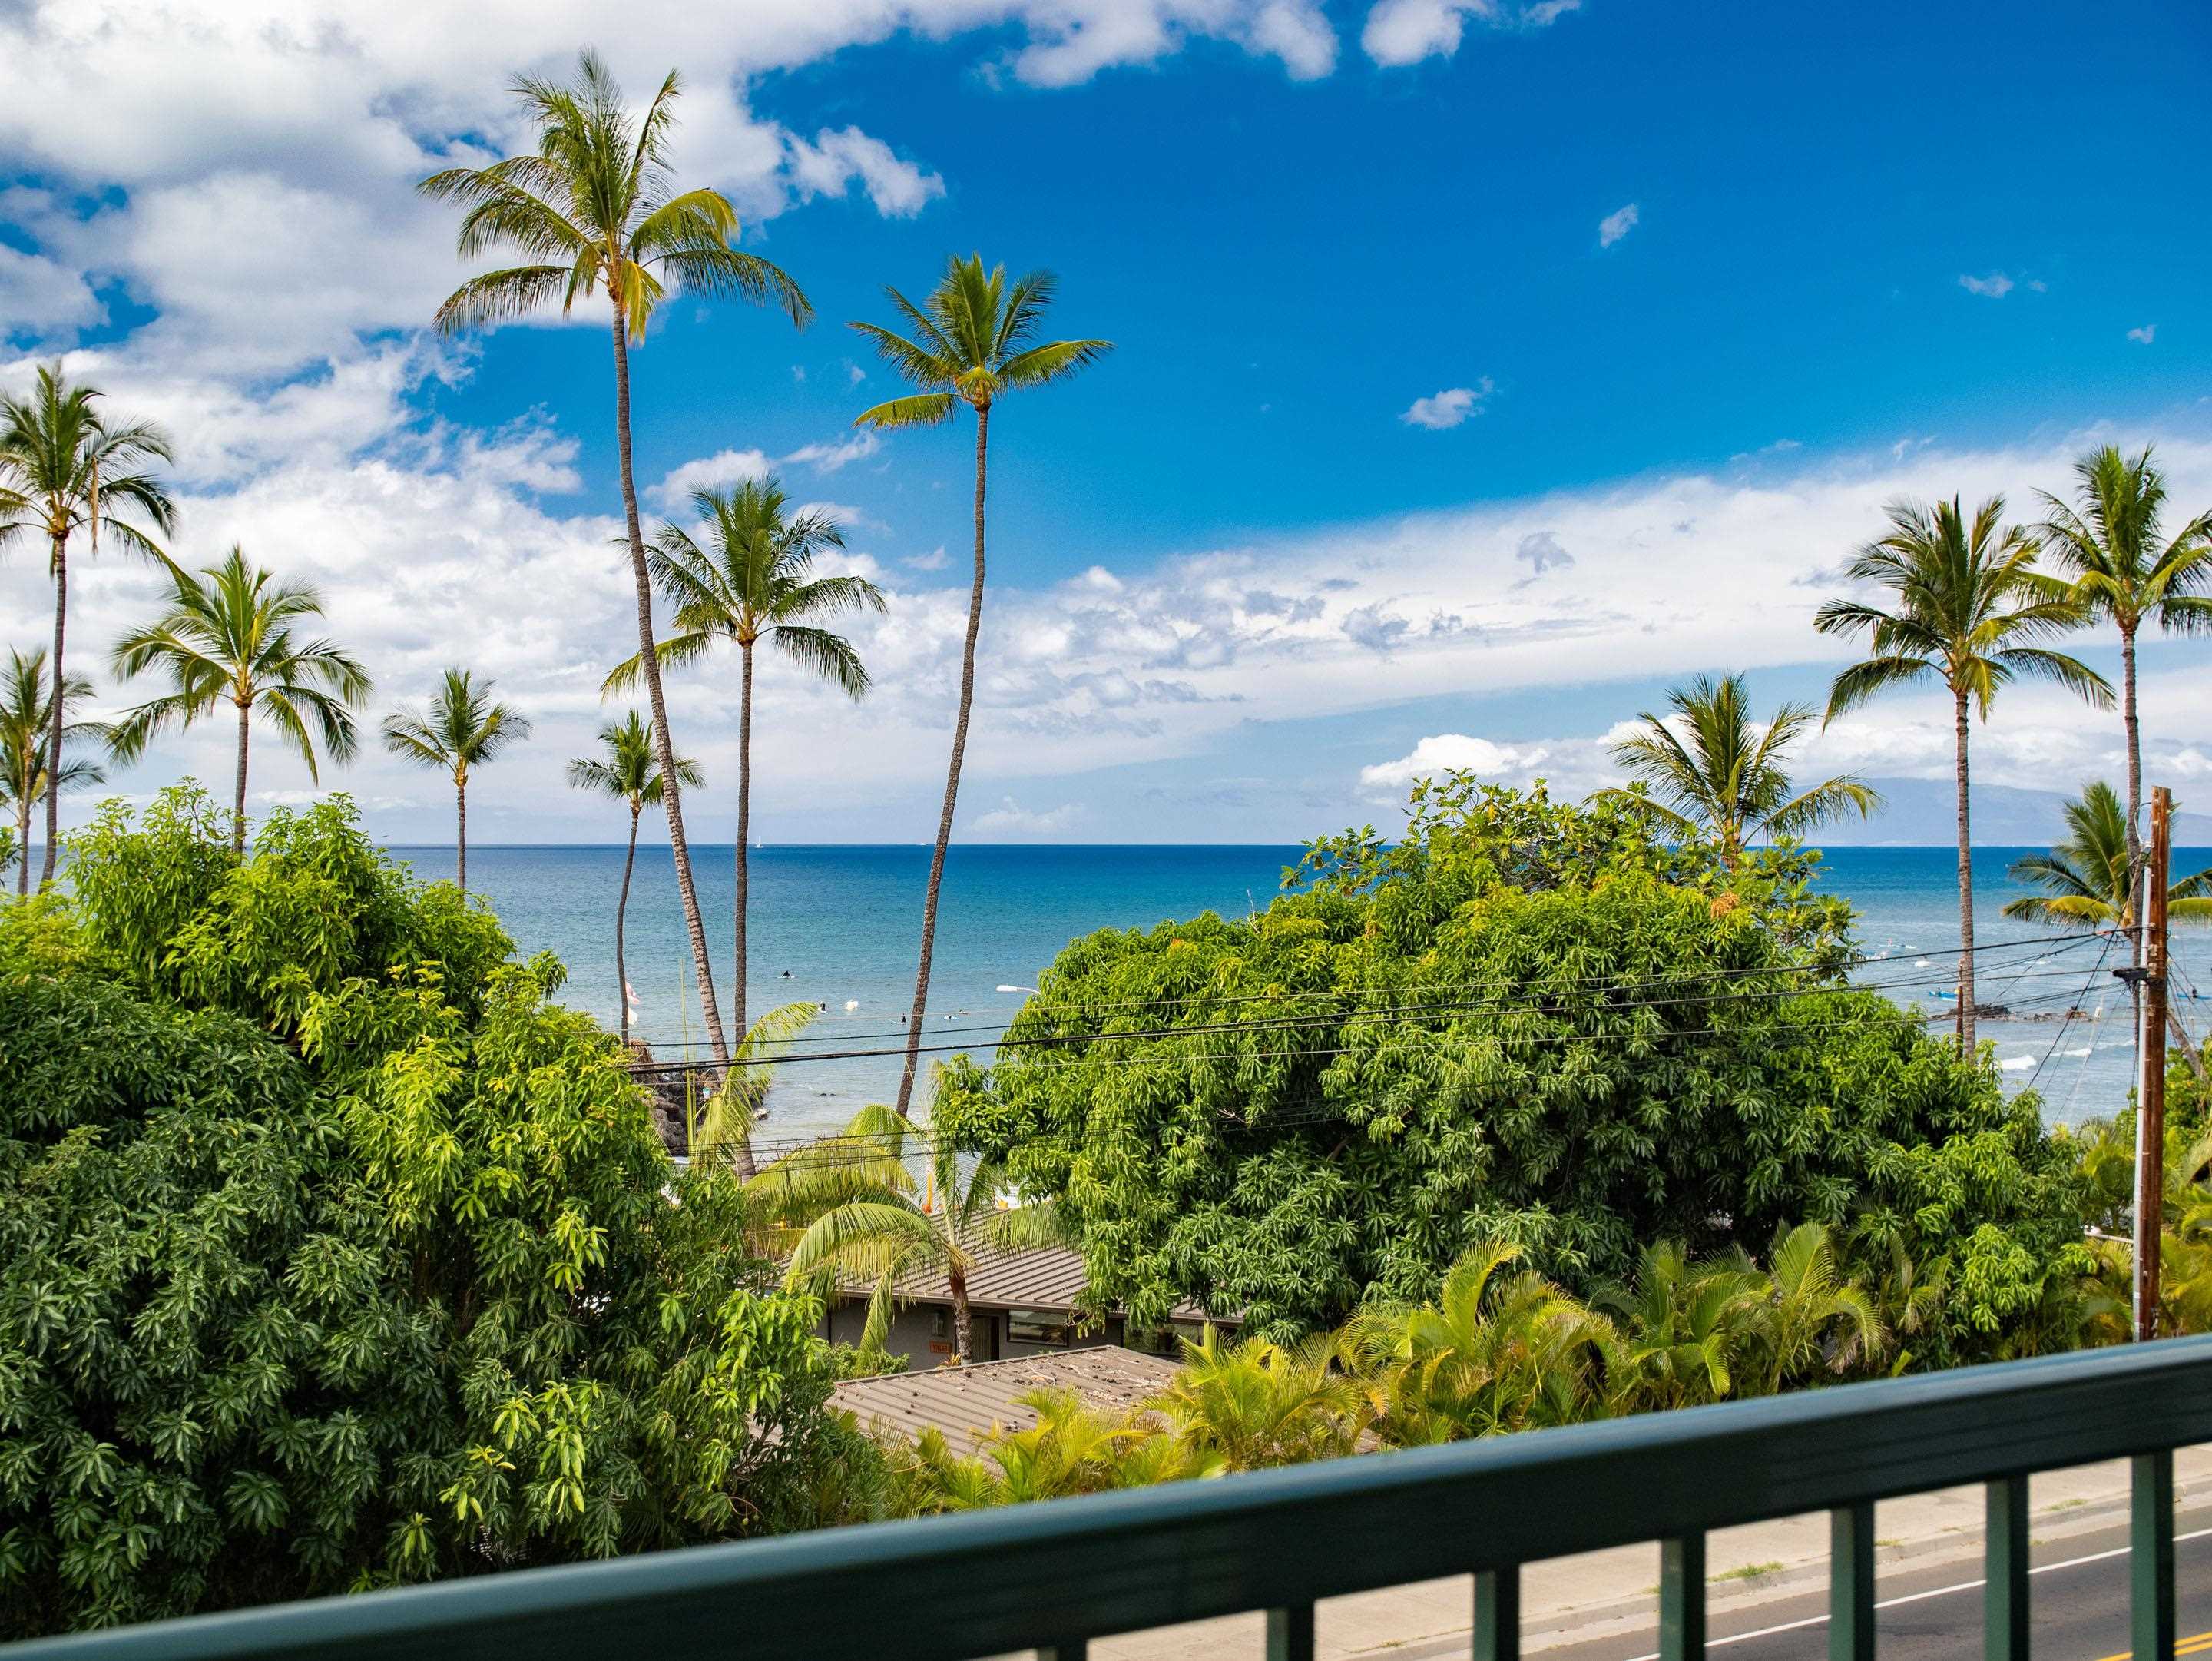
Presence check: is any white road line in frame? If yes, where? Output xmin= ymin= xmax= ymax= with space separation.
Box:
xmin=1605 ymin=1524 xmax=2212 ymax=1661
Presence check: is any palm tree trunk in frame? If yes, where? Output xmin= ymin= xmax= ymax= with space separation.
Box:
xmin=894 ymin=402 xmax=990 ymax=1119
xmin=15 ymin=787 xmax=30 ymax=897
xmin=609 ymin=300 xmax=728 ymax=1069
xmin=40 ymin=537 xmax=65 ymax=887
xmin=618 ymin=804 xmax=639 ymax=1045
xmin=1952 ymin=687 xmax=1975 ymax=1053
xmin=232 ymin=697 xmax=251 ymax=857
xmin=950 ymin=1267 xmax=972 ymax=1364
xmin=736 ymin=642 xmax=752 ymax=1038
xmin=2122 ymin=626 xmax=2143 ymax=860
xmin=455 ymin=774 xmax=468 ymax=896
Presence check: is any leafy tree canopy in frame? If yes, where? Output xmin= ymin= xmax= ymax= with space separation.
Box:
xmin=0 ymin=787 xmax=839 ymax=1636
xmin=935 ymin=777 xmax=2089 ymax=1354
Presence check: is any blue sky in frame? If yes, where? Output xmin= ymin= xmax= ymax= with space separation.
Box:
xmin=2 ymin=0 xmax=2209 ymax=843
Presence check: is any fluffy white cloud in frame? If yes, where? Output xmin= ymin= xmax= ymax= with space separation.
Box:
xmin=783 ymin=431 xmax=882 ymax=473
xmin=1362 ymin=0 xmax=1581 ymax=66
xmin=1361 ymin=734 xmax=1552 ymax=788
xmin=783 ymin=127 xmax=945 ymax=217
xmin=2129 ymin=324 xmax=2157 ymax=345
xmin=967 ymin=796 xmax=1084 ymax=834
xmin=0 ymin=240 xmax=104 ymax=339
xmin=649 ymin=449 xmax=773 ymax=508
xmin=1959 ymin=272 xmax=2015 ymax=298
xmin=1401 ymin=380 xmax=1491 ymax=429
xmin=1598 ymin=201 xmax=1639 ymax=247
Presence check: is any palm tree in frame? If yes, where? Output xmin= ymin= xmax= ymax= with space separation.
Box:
xmin=565 ymin=711 xmax=703 ymax=1043
xmin=108 ymin=546 xmax=371 ymax=854
xmin=0 ymin=647 xmax=104 ymax=895
xmin=1147 ymin=1328 xmax=1369 ymax=1469
xmin=2037 ymin=447 xmax=2212 ymax=859
xmin=1593 ymin=672 xmax=1880 ymax=865
xmin=1737 ymin=1222 xmax=1886 ymax=1393
xmin=1816 ymin=496 xmax=2112 ymax=1049
xmin=850 ymin=255 xmax=1112 ymax=1116
xmin=764 ymin=1101 xmax=1067 ymax=1361
xmin=380 ymin=668 xmax=532 ymax=896
xmin=0 ymin=363 xmax=174 ymax=886
xmin=606 ymin=480 xmax=885 ymax=1033
xmin=422 ymin=50 xmax=809 ymax=1075
xmin=2004 ymin=781 xmax=2212 ymax=1081
xmin=1601 ymin=1240 xmax=1759 ymax=1411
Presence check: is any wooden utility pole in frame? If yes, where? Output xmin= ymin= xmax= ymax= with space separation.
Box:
xmin=2133 ymin=787 xmax=2172 ymax=1341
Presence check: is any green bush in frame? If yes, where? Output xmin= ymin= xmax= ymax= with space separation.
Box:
xmin=0 ymin=788 xmax=838 ymax=1636
xmin=936 ymin=777 xmax=2090 ymax=1358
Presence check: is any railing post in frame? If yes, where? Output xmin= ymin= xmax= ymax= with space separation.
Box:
xmin=2132 ymin=1450 xmax=2175 ymax=1661
xmin=1830 ymin=1501 xmax=1876 ymax=1661
xmin=1661 ymin=1534 xmax=1707 ymax=1661
xmin=1984 ymin=1476 xmax=2030 ymax=1661
xmin=1474 ymin=1567 xmax=1520 ymax=1661
xmin=1268 ymin=1603 xmax=1316 ymax=1661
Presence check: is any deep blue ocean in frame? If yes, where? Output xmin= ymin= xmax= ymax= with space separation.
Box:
xmin=383 ymin=843 xmax=2212 ymax=1139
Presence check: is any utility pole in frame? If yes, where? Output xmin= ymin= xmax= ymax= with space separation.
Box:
xmin=2129 ymin=787 xmax=2172 ymax=1341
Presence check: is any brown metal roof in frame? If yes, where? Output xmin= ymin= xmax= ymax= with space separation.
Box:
xmin=832 ymin=1345 xmax=1184 ymax=1454
xmin=852 ymin=1241 xmax=1227 ymax=1326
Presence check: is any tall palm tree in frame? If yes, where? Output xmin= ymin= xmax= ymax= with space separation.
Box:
xmin=421 ymin=50 xmax=809 ymax=1074
xmin=0 ymin=647 xmax=104 ymax=895
xmin=850 ymin=255 xmax=1112 ymax=1116
xmin=1593 ymin=672 xmax=1880 ymax=865
xmin=605 ymin=479 xmax=885 ymax=1033
xmin=2037 ymin=446 xmax=2212 ymax=860
xmin=108 ymin=546 xmax=371 ymax=854
xmin=0 ymin=363 xmax=174 ymax=886
xmin=763 ymin=1101 xmax=1066 ymax=1361
xmin=380 ymin=668 xmax=532 ymax=896
xmin=566 ymin=711 xmax=703 ymax=1044
xmin=1815 ymin=496 xmax=2111 ymax=1049
xmin=2003 ymin=781 xmax=2212 ymax=930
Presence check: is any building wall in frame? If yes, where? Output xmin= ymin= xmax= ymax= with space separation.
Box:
xmin=825 ymin=1298 xmax=1134 ymax=1368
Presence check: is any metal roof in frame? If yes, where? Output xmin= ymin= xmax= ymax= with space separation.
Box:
xmin=832 ymin=1345 xmax=1184 ymax=1454
xmin=853 ymin=1241 xmax=1227 ymax=1326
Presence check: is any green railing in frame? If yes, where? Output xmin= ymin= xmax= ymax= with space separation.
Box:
xmin=14 ymin=1334 xmax=2212 ymax=1661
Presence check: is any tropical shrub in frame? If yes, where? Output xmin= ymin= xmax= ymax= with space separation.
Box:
xmin=0 ymin=789 xmax=839 ymax=1636
xmin=935 ymin=778 xmax=2090 ymax=1359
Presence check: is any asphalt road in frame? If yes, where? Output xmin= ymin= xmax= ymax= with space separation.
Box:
xmin=1536 ymin=1507 xmax=2212 ymax=1661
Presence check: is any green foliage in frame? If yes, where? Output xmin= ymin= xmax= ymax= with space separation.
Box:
xmin=0 ymin=791 xmax=839 ymax=1635
xmin=935 ymin=779 xmax=2088 ymax=1358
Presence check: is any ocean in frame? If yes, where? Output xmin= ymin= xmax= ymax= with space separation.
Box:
xmin=383 ymin=843 xmax=2212 ymax=1139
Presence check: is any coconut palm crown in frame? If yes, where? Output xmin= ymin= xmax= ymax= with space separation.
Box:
xmin=849 ymin=254 xmax=1112 ymax=1117
xmin=0 ymin=363 xmax=174 ymax=886
xmin=108 ymin=546 xmax=371 ymax=854
xmin=2003 ymin=781 xmax=2212 ymax=930
xmin=0 ymin=647 xmax=105 ymax=895
xmin=380 ymin=667 xmax=532 ymax=894
xmin=1594 ymin=671 xmax=1879 ymax=865
xmin=1814 ymin=494 xmax=2111 ymax=1049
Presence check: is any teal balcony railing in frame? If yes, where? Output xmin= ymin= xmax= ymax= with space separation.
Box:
xmin=13 ymin=1334 xmax=2212 ymax=1661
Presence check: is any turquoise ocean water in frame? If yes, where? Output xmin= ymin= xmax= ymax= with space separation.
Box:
xmin=385 ymin=843 xmax=2212 ymax=1139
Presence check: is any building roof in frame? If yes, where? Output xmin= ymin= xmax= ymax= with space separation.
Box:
xmin=846 ymin=1240 xmax=1228 ymax=1327
xmin=833 ymin=1344 xmax=1184 ymax=1454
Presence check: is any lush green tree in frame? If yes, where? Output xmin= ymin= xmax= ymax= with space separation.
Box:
xmin=0 ymin=788 xmax=841 ymax=1634
xmin=1733 ymin=1222 xmax=1885 ymax=1394
xmin=379 ymin=668 xmax=532 ymax=896
xmin=762 ymin=1102 xmax=1066 ymax=1361
xmin=935 ymin=778 xmax=2090 ymax=1358
xmin=108 ymin=548 xmax=372 ymax=855
xmin=1593 ymin=671 xmax=1879 ymax=867
xmin=1815 ymin=495 xmax=2111 ymax=1049
xmin=0 ymin=647 xmax=104 ymax=896
xmin=851 ymin=256 xmax=1112 ymax=1117
xmin=0 ymin=363 xmax=174 ymax=887
xmin=423 ymin=51 xmax=810 ymax=1074
xmin=1147 ymin=1328 xmax=1369 ymax=1467
xmin=565 ymin=711 xmax=702 ymax=1043
xmin=2036 ymin=446 xmax=2212 ymax=857
xmin=1601 ymin=1242 xmax=1760 ymax=1411
xmin=606 ymin=481 xmax=884 ymax=1034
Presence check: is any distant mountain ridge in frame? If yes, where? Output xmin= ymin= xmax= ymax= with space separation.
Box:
xmin=1816 ymin=777 xmax=2212 ymax=847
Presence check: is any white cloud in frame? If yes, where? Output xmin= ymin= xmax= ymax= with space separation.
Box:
xmin=1959 ymin=272 xmax=2015 ymax=299
xmin=783 ymin=126 xmax=946 ymax=217
xmin=905 ymin=545 xmax=950 ymax=572
xmin=0 ymin=241 xmax=104 ymax=339
xmin=2128 ymin=324 xmax=2157 ymax=345
xmin=1598 ymin=202 xmax=1639 ymax=248
xmin=783 ymin=431 xmax=882 ymax=473
xmin=648 ymin=448 xmax=772 ymax=508
xmin=1400 ymin=380 xmax=1492 ymax=429
xmin=1515 ymin=529 xmax=1574 ymax=575
xmin=1361 ymin=734 xmax=1553 ymax=789
xmin=1362 ymin=0 xmax=1580 ymax=66
xmin=968 ymin=796 xmax=1084 ymax=835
